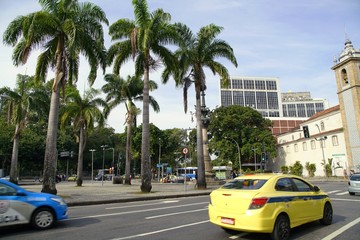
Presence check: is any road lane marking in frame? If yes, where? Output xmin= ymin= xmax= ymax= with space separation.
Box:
xmin=146 ymin=208 xmax=207 ymax=219
xmin=105 ymin=200 xmax=181 ymax=210
xmin=327 ymin=190 xmax=341 ymax=194
xmin=330 ymin=198 xmax=360 ymax=202
xmin=322 ymin=217 xmax=360 ymax=240
xmin=335 ymin=191 xmax=349 ymax=195
xmin=109 ymin=220 xmax=210 ymax=240
xmin=67 ymin=202 xmax=208 ymax=221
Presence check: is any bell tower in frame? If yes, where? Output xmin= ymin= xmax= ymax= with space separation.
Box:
xmin=331 ymin=38 xmax=360 ymax=171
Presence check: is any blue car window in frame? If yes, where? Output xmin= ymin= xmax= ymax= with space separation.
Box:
xmin=0 ymin=183 xmax=17 ymax=196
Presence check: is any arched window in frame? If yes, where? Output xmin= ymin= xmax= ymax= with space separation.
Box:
xmin=302 ymin=142 xmax=307 ymax=151
xmin=311 ymin=140 xmax=316 ymax=150
xmin=332 ymin=135 xmax=339 ymax=146
xmin=320 ymin=121 xmax=325 ymax=131
xmin=341 ymin=69 xmax=349 ymax=85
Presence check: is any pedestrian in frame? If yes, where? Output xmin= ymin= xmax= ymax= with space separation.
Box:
xmin=343 ymin=169 xmax=348 ymax=180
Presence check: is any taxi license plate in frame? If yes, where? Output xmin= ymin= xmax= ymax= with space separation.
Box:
xmin=221 ymin=217 xmax=235 ymax=225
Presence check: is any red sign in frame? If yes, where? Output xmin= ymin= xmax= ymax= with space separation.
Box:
xmin=182 ymin=148 xmax=189 ymax=155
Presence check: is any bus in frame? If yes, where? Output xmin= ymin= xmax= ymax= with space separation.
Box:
xmin=177 ymin=167 xmax=197 ymax=180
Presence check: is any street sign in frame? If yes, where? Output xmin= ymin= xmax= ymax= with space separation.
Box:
xmin=60 ymin=151 xmax=70 ymax=157
xmin=182 ymin=147 xmax=189 ymax=155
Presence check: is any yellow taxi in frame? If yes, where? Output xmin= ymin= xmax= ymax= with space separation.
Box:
xmin=208 ymin=173 xmax=333 ymax=240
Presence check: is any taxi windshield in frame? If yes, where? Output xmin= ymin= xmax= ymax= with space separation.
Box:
xmin=221 ymin=179 xmax=267 ymax=190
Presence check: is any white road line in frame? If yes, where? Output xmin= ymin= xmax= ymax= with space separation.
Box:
xmin=105 ymin=200 xmax=180 ymax=210
xmin=146 ymin=208 xmax=207 ymax=219
xmin=330 ymin=198 xmax=360 ymax=202
xmin=335 ymin=191 xmax=349 ymax=195
xmin=67 ymin=202 xmax=208 ymax=221
xmin=322 ymin=217 xmax=360 ymax=240
xmin=109 ymin=220 xmax=210 ymax=240
xmin=327 ymin=190 xmax=341 ymax=194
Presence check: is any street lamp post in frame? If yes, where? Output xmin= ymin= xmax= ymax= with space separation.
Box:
xmin=252 ymin=148 xmax=257 ymax=171
xmin=89 ymin=149 xmax=96 ymax=183
xmin=158 ymin=138 xmax=161 ymax=182
xmin=224 ymin=137 xmax=242 ymax=173
xmin=315 ymin=124 xmax=328 ymax=176
xmin=100 ymin=145 xmax=108 ymax=186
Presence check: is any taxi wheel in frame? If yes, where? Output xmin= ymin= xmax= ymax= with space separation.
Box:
xmin=271 ymin=214 xmax=290 ymax=240
xmin=31 ymin=207 xmax=55 ymax=230
xmin=320 ymin=202 xmax=333 ymax=225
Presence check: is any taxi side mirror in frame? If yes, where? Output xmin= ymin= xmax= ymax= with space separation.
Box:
xmin=314 ymin=186 xmax=320 ymax=192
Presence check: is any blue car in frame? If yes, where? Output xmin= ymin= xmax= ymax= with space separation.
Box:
xmin=0 ymin=179 xmax=68 ymax=230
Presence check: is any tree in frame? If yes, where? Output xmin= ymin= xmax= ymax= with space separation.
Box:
xmin=3 ymin=0 xmax=108 ymax=194
xmin=60 ymin=88 xmax=106 ymax=186
xmin=102 ymin=74 xmax=159 ymax=185
xmin=107 ymin=0 xmax=179 ymax=192
xmin=163 ymin=23 xmax=237 ymax=189
xmin=208 ymin=106 xmax=276 ymax=171
xmin=0 ymin=75 xmax=49 ymax=184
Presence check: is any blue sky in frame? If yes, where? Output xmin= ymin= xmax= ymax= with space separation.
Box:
xmin=1 ymin=0 xmax=359 ymax=133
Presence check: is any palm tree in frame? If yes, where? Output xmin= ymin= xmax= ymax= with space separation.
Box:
xmin=0 ymin=74 xmax=49 ymax=184
xmin=60 ymin=88 xmax=106 ymax=186
xmin=102 ymin=74 xmax=160 ymax=185
xmin=3 ymin=0 xmax=108 ymax=194
xmin=107 ymin=0 xmax=179 ymax=192
xmin=163 ymin=23 xmax=238 ymax=189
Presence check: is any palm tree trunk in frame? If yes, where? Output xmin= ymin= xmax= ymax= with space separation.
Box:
xmin=76 ymin=125 xmax=85 ymax=186
xmin=125 ymin=112 xmax=132 ymax=185
xmin=10 ymin=126 xmax=20 ymax=184
xmin=195 ymin=87 xmax=206 ymax=189
xmin=140 ymin=64 xmax=152 ymax=193
xmin=42 ymin=88 xmax=60 ymax=194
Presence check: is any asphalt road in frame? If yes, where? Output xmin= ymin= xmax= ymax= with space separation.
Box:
xmin=1 ymin=181 xmax=359 ymax=240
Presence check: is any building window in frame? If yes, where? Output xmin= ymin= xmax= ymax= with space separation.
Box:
xmin=288 ymin=104 xmax=297 ymax=117
xmin=306 ymin=103 xmax=315 ymax=117
xmin=332 ymin=135 xmax=339 ymax=146
xmin=315 ymin=103 xmax=324 ymax=112
xmin=266 ymin=80 xmax=277 ymax=90
xmin=244 ymin=80 xmax=254 ymax=89
xmin=294 ymin=144 xmax=298 ymax=152
xmin=302 ymin=142 xmax=307 ymax=151
xmin=320 ymin=121 xmax=325 ymax=131
xmin=221 ymin=90 xmax=232 ymax=106
xmin=311 ymin=140 xmax=316 ymax=149
xmin=256 ymin=92 xmax=267 ymax=109
xmin=297 ymin=104 xmax=306 ymax=117
xmin=244 ymin=91 xmax=256 ymax=108
xmin=233 ymin=91 xmax=244 ymax=106
xmin=255 ymin=80 xmax=266 ymax=90
xmin=341 ymin=69 xmax=349 ymax=85
xmin=286 ymin=146 xmax=290 ymax=153
xmin=268 ymin=92 xmax=279 ymax=110
xmin=232 ymin=79 xmax=242 ymax=89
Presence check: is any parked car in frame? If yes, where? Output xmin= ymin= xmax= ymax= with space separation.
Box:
xmin=208 ymin=173 xmax=333 ymax=240
xmin=67 ymin=174 xmax=77 ymax=181
xmin=0 ymin=179 xmax=68 ymax=229
xmin=175 ymin=175 xmax=191 ymax=183
xmin=348 ymin=172 xmax=360 ymax=195
xmin=0 ymin=176 xmax=10 ymax=181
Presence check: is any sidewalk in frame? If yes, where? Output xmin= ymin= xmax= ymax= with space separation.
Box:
xmin=21 ymin=179 xmax=217 ymax=207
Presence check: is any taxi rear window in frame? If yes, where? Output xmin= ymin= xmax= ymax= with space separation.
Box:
xmin=221 ymin=179 xmax=267 ymax=190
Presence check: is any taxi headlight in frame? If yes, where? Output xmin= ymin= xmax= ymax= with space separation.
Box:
xmin=51 ymin=197 xmax=67 ymax=205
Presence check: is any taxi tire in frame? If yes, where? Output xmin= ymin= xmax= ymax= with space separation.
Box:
xmin=271 ymin=214 xmax=290 ymax=240
xmin=319 ymin=202 xmax=333 ymax=225
xmin=31 ymin=207 xmax=55 ymax=230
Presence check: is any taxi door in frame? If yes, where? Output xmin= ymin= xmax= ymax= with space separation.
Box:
xmin=0 ymin=183 xmax=30 ymax=226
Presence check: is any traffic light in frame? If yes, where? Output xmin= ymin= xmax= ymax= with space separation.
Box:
xmin=261 ymin=152 xmax=266 ymax=162
xmin=303 ymin=125 xmax=310 ymax=138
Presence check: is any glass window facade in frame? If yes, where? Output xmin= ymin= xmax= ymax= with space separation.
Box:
xmin=256 ymin=92 xmax=267 ymax=109
xmin=255 ymin=80 xmax=266 ymax=90
xmin=244 ymin=80 xmax=254 ymax=89
xmin=244 ymin=91 xmax=256 ymax=108
xmin=233 ymin=91 xmax=244 ymax=105
xmin=232 ymin=79 xmax=242 ymax=89
xmin=297 ymin=104 xmax=306 ymax=117
xmin=221 ymin=90 xmax=232 ymax=106
xmin=266 ymin=80 xmax=277 ymax=90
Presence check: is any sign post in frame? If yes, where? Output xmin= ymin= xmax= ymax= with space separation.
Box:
xmin=182 ymin=148 xmax=189 ymax=191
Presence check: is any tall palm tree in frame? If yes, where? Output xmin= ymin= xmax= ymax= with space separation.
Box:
xmin=163 ymin=23 xmax=238 ymax=189
xmin=0 ymin=75 xmax=49 ymax=184
xmin=3 ymin=0 xmax=108 ymax=194
xmin=107 ymin=0 xmax=178 ymax=192
xmin=60 ymin=88 xmax=106 ymax=186
xmin=102 ymin=74 xmax=160 ymax=185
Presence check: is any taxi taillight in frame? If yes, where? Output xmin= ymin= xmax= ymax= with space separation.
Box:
xmin=249 ymin=197 xmax=268 ymax=209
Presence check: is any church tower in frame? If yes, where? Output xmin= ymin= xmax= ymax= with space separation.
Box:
xmin=332 ymin=39 xmax=360 ymax=171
